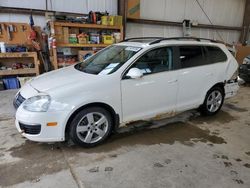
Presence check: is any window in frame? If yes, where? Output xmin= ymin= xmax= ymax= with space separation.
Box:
xmin=130 ymin=47 xmax=173 ymax=75
xmin=75 ymin=45 xmax=141 ymax=75
xmin=206 ymin=46 xmax=227 ymax=63
xmin=179 ymin=46 xmax=206 ymax=68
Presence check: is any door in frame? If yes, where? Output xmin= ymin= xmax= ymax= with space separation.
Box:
xmin=121 ymin=47 xmax=179 ymax=123
xmin=176 ymin=45 xmax=216 ymax=111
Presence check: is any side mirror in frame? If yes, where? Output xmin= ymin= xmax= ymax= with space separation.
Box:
xmin=126 ymin=68 xmax=143 ymax=79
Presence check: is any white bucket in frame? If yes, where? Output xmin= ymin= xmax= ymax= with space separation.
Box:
xmin=0 ymin=42 xmax=6 ymax=53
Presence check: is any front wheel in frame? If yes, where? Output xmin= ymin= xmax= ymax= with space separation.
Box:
xmin=200 ymin=87 xmax=224 ymax=116
xmin=69 ymin=107 xmax=113 ymax=147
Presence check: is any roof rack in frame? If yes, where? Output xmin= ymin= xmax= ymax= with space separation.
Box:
xmin=122 ymin=37 xmax=225 ymax=46
xmin=149 ymin=37 xmax=219 ymax=45
xmin=123 ymin=37 xmax=165 ymax=42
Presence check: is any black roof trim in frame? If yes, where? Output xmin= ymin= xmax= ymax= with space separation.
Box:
xmin=123 ymin=37 xmax=221 ymax=45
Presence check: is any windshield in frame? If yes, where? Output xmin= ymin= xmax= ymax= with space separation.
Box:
xmin=75 ymin=45 xmax=142 ymax=75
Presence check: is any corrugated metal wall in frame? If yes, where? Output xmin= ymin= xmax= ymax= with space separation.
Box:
xmin=0 ymin=0 xmax=117 ymax=28
xmin=127 ymin=0 xmax=246 ymax=44
xmin=0 ymin=0 xmax=246 ymax=44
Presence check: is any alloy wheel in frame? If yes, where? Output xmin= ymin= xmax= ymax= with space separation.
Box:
xmin=76 ymin=112 xmax=108 ymax=144
xmin=206 ymin=90 xmax=223 ymax=113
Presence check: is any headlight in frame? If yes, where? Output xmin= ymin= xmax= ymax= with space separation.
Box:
xmin=23 ymin=95 xmax=51 ymax=112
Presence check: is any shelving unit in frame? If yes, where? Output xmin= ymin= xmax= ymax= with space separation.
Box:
xmin=0 ymin=52 xmax=40 ymax=76
xmin=50 ymin=21 xmax=124 ymax=69
xmin=56 ymin=43 xmax=109 ymax=48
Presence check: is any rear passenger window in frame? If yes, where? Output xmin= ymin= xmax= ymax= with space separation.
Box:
xmin=206 ymin=46 xmax=227 ymax=63
xmin=179 ymin=46 xmax=206 ymax=68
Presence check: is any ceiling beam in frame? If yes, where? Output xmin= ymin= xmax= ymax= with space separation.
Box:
xmin=127 ymin=18 xmax=242 ymax=31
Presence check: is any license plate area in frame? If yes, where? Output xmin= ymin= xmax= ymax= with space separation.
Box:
xmin=225 ymin=82 xmax=239 ymax=98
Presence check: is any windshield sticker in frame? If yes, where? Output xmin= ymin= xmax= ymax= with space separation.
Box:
xmin=125 ymin=47 xmax=141 ymax=52
xmin=98 ymin=63 xmax=120 ymax=75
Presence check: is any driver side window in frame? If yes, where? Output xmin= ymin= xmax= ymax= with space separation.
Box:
xmin=131 ymin=47 xmax=173 ymax=75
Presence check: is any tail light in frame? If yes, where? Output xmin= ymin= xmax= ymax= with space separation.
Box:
xmin=231 ymin=70 xmax=238 ymax=80
xmin=228 ymin=70 xmax=238 ymax=83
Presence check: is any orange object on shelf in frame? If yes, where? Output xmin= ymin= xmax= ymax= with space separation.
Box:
xmin=77 ymin=33 xmax=88 ymax=44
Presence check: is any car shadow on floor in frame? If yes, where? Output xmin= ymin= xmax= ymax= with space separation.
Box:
xmin=8 ymin=109 xmax=236 ymax=156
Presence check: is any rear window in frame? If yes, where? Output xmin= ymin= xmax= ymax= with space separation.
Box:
xmin=206 ymin=46 xmax=227 ymax=63
xmin=179 ymin=46 xmax=206 ymax=68
xmin=178 ymin=45 xmax=227 ymax=69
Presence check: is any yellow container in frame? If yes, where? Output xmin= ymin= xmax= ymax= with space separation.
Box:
xmin=101 ymin=16 xmax=115 ymax=26
xmin=108 ymin=16 xmax=115 ymax=26
xmin=101 ymin=16 xmax=108 ymax=25
xmin=102 ymin=35 xmax=114 ymax=44
xmin=115 ymin=16 xmax=123 ymax=26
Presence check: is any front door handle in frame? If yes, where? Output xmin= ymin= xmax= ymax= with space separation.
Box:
xmin=168 ymin=79 xmax=178 ymax=83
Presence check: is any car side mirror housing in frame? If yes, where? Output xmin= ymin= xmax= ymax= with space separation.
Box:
xmin=126 ymin=68 xmax=143 ymax=79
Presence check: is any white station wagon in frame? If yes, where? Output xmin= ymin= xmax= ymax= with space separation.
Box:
xmin=14 ymin=37 xmax=239 ymax=147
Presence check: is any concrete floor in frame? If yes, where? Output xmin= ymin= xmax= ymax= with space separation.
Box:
xmin=0 ymin=86 xmax=250 ymax=188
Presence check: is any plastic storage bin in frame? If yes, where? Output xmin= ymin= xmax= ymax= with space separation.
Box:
xmin=3 ymin=77 xmax=20 ymax=90
xmin=102 ymin=35 xmax=114 ymax=44
xmin=101 ymin=16 xmax=115 ymax=26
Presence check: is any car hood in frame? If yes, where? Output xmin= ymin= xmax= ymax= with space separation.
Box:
xmin=30 ymin=65 xmax=97 ymax=92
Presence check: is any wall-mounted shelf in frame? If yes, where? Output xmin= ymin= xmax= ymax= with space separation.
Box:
xmin=0 ymin=68 xmax=37 ymax=76
xmin=50 ymin=21 xmax=124 ymax=69
xmin=0 ymin=52 xmax=40 ymax=76
xmin=57 ymin=43 xmax=109 ymax=48
xmin=54 ymin=22 xmax=121 ymax=30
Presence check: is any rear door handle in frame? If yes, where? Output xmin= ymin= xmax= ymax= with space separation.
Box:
xmin=168 ymin=79 xmax=178 ymax=83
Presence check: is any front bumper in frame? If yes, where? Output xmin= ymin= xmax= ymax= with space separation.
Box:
xmin=15 ymin=106 xmax=71 ymax=142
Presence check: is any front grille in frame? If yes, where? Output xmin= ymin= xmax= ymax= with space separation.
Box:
xmin=13 ymin=92 xmax=26 ymax=109
xmin=19 ymin=122 xmax=41 ymax=135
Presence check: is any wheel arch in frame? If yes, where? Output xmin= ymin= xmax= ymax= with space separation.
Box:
xmin=199 ymin=82 xmax=225 ymax=115
xmin=210 ymin=82 xmax=225 ymax=95
xmin=64 ymin=102 xmax=120 ymax=140
xmin=200 ymin=82 xmax=225 ymax=105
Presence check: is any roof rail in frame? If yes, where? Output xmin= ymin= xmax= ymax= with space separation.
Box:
xmin=149 ymin=37 xmax=219 ymax=45
xmin=123 ymin=37 xmax=165 ymax=42
xmin=122 ymin=37 xmax=225 ymax=46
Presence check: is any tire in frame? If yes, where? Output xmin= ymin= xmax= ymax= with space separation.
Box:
xmin=199 ymin=86 xmax=225 ymax=116
xmin=69 ymin=107 xmax=113 ymax=147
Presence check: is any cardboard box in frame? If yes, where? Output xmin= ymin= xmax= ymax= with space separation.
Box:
xmin=63 ymin=27 xmax=69 ymax=43
xmin=127 ymin=0 xmax=140 ymax=19
xmin=236 ymin=46 xmax=250 ymax=64
xmin=69 ymin=28 xmax=79 ymax=35
xmin=56 ymin=34 xmax=64 ymax=43
xmin=78 ymin=50 xmax=95 ymax=62
xmin=78 ymin=33 xmax=88 ymax=44
xmin=55 ymin=26 xmax=63 ymax=35
xmin=115 ymin=16 xmax=123 ymax=26
xmin=61 ymin=48 xmax=79 ymax=55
